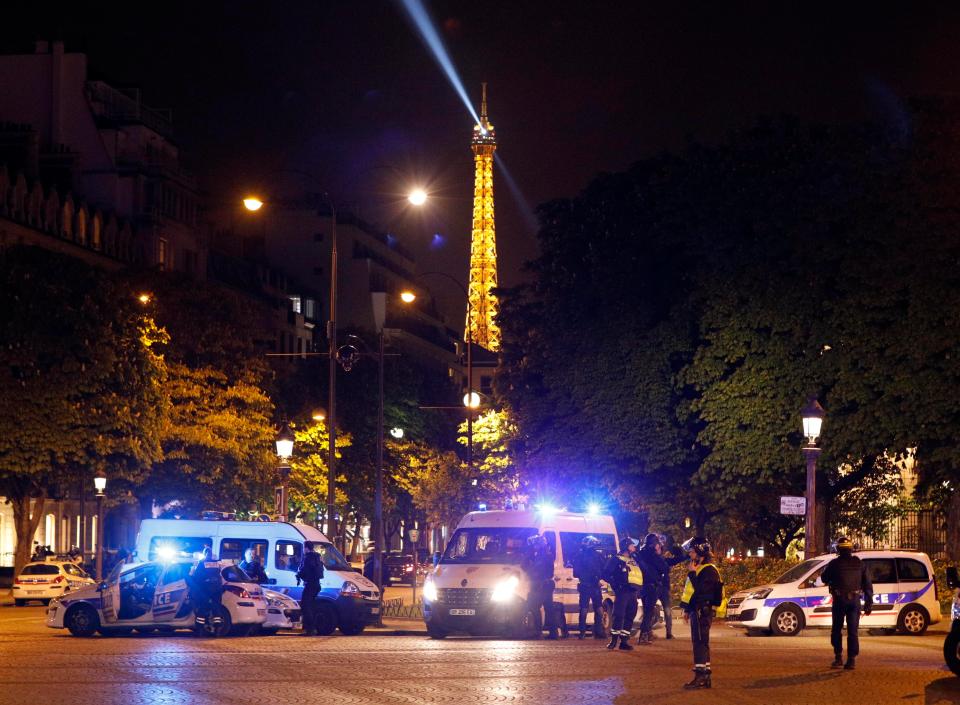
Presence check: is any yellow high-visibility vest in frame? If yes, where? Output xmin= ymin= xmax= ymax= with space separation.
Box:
xmin=681 ymin=562 xmax=727 ymax=617
xmin=622 ymin=553 xmax=643 ymax=586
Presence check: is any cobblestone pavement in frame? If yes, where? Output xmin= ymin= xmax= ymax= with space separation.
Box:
xmin=2 ymin=605 xmax=960 ymax=705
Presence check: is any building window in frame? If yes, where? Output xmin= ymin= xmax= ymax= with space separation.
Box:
xmin=289 ymin=296 xmax=302 ymax=314
xmin=158 ymin=238 xmax=169 ymax=271
xmin=303 ymin=299 xmax=315 ymax=319
xmin=45 ymin=514 xmax=56 ymax=551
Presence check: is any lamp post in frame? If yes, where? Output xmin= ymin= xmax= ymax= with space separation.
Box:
xmin=275 ymin=424 xmax=295 ymax=523
xmin=93 ymin=475 xmax=106 ymax=581
xmin=399 ymin=273 xmax=476 ymax=474
xmin=801 ymin=397 xmax=825 ymax=558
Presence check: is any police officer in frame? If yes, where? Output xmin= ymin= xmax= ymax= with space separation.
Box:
xmin=602 ymin=536 xmax=643 ymax=650
xmin=679 ymin=536 xmax=723 ymax=689
xmin=821 ymin=536 xmax=873 ymax=670
xmin=187 ymin=548 xmax=224 ymax=632
xmin=572 ymin=535 xmax=606 ymax=640
xmin=636 ymin=533 xmax=670 ymax=645
xmin=522 ymin=534 xmax=559 ymax=639
xmin=297 ymin=541 xmax=325 ymax=636
xmin=238 ymin=547 xmax=268 ymax=584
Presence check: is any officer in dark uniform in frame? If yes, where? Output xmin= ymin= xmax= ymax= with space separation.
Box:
xmin=297 ymin=541 xmax=325 ymax=636
xmin=637 ymin=533 xmax=670 ymax=645
xmin=679 ymin=536 xmax=723 ymax=689
xmin=238 ymin=548 xmax=268 ymax=584
xmin=187 ymin=548 xmax=224 ymax=632
xmin=572 ymin=535 xmax=606 ymax=639
xmin=821 ymin=536 xmax=873 ymax=670
xmin=602 ymin=536 xmax=642 ymax=650
xmin=522 ymin=534 xmax=558 ymax=639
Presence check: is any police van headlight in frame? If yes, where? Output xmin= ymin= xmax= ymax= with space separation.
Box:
xmin=423 ymin=577 xmax=438 ymax=602
xmin=490 ymin=575 xmax=520 ymax=603
xmin=341 ymin=581 xmax=363 ymax=598
xmin=747 ymin=588 xmax=772 ymax=600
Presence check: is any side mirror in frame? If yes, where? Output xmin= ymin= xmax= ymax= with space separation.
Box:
xmin=432 ymin=551 xmax=441 ymax=568
xmin=947 ymin=567 xmax=960 ymax=589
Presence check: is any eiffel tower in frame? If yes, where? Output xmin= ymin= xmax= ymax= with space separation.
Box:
xmin=466 ymin=82 xmax=500 ymax=351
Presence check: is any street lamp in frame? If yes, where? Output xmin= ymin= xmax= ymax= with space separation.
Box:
xmin=407 ymin=188 xmax=428 ymax=206
xmin=275 ymin=425 xmax=295 ymax=523
xmin=399 ymin=277 xmax=477 ymax=475
xmin=390 ymin=427 xmax=404 ymax=439
xmin=801 ymin=396 xmax=825 ymax=558
xmin=94 ymin=475 xmax=106 ymax=581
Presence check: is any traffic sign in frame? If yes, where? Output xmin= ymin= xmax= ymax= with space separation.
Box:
xmin=780 ymin=496 xmax=806 ymax=515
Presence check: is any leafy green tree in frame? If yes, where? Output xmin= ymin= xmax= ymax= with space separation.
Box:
xmin=0 ymin=247 xmax=166 ymax=572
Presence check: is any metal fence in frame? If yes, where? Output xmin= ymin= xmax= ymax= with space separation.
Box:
xmin=847 ymin=510 xmax=946 ymax=559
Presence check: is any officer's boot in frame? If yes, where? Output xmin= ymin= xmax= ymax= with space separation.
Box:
xmin=831 ymin=652 xmax=843 ymax=669
xmin=606 ymin=630 xmax=621 ymax=650
xmin=844 ymin=656 xmax=856 ymax=671
xmin=703 ymin=668 xmax=712 ymax=689
xmin=618 ymin=633 xmax=634 ymax=651
xmin=683 ymin=668 xmax=710 ymax=690
xmin=637 ymin=631 xmax=652 ymax=645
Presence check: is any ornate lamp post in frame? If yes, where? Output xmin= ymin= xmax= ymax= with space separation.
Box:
xmin=93 ymin=475 xmax=106 ymax=580
xmin=275 ymin=425 xmax=295 ymax=523
xmin=801 ymin=397 xmax=825 ymax=558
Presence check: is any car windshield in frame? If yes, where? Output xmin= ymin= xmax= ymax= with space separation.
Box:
xmin=221 ymin=565 xmax=252 ymax=583
xmin=774 ymin=559 xmax=825 ymax=584
xmin=21 ymin=564 xmax=60 ymax=575
xmin=317 ymin=542 xmax=352 ymax=571
xmin=442 ymin=527 xmax=538 ymax=564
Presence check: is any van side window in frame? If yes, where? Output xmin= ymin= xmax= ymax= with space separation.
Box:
xmin=275 ymin=541 xmax=303 ymax=572
xmin=864 ymin=558 xmax=896 ymax=584
xmin=220 ymin=539 xmax=268 ymax=563
xmin=559 ymin=532 xmax=617 ymax=567
xmin=160 ymin=562 xmax=192 ymax=586
xmin=896 ymin=558 xmax=929 ymax=582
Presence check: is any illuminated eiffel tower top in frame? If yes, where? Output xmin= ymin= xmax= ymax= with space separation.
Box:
xmin=466 ymin=82 xmax=500 ymax=351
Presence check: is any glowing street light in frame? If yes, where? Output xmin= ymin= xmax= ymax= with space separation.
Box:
xmin=407 ymin=188 xmax=428 ymax=206
xmin=243 ymin=196 xmax=264 ymax=212
xmin=137 ymin=293 xmax=152 ymax=305
xmin=390 ymin=427 xmax=404 ymax=439
xmin=311 ymin=409 xmax=326 ymax=422
xmin=400 ymin=290 xmax=417 ymax=304
xmin=463 ymin=391 xmax=481 ymax=409
xmin=801 ymin=396 xmax=825 ymax=558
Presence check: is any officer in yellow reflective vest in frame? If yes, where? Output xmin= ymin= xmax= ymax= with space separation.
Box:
xmin=601 ymin=536 xmax=642 ymax=650
xmin=679 ymin=536 xmax=724 ymax=690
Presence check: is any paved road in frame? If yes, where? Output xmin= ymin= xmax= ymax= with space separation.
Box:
xmin=2 ymin=604 xmax=960 ymax=705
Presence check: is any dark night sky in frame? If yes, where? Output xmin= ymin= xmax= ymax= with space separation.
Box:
xmin=4 ymin=1 xmax=960 ymax=321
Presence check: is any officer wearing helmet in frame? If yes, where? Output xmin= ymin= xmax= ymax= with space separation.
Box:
xmin=572 ymin=535 xmax=606 ymax=639
xmin=679 ymin=536 xmax=723 ymax=689
xmin=602 ymin=536 xmax=643 ymax=650
xmin=821 ymin=536 xmax=873 ymax=670
xmin=522 ymin=534 xmax=559 ymax=639
xmin=636 ymin=532 xmax=671 ymax=645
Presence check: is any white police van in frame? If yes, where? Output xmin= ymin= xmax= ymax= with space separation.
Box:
xmin=726 ymin=549 xmax=939 ymax=636
xmin=422 ymin=508 xmax=619 ymax=639
xmin=135 ymin=519 xmax=380 ymax=635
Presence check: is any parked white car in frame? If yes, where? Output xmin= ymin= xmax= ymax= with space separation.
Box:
xmin=259 ymin=588 xmax=302 ymax=634
xmin=726 ymin=550 xmax=940 ymax=636
xmin=46 ymin=559 xmax=267 ymax=637
xmin=14 ymin=561 xmax=95 ymax=606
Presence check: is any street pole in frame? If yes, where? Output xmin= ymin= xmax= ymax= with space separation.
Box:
xmin=326 ymin=198 xmax=338 ymax=545
xmin=803 ymin=446 xmax=820 ymax=558
xmin=78 ymin=469 xmax=86 ymax=567
xmin=374 ymin=328 xmax=385 ymax=594
xmin=466 ymin=301 xmax=473 ymax=476
xmin=95 ymin=492 xmax=104 ymax=580
xmin=278 ymin=464 xmax=291 ymax=523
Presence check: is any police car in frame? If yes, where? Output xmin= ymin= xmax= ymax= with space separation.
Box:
xmin=13 ymin=561 xmax=95 ymax=606
xmin=725 ymin=549 xmax=939 ymax=636
xmin=259 ymin=588 xmax=302 ymax=634
xmin=46 ymin=558 xmax=268 ymax=637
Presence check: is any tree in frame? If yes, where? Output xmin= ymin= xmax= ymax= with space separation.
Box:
xmin=288 ymin=418 xmax=351 ymax=520
xmin=0 ymin=247 xmax=166 ymax=573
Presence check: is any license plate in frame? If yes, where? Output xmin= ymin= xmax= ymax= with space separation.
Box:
xmin=449 ymin=609 xmax=475 ymax=616
xmin=370 ymin=607 xmax=380 ymax=614
xmin=27 ymin=590 xmax=43 ymax=595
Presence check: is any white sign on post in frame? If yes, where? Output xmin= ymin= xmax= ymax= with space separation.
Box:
xmin=780 ymin=496 xmax=806 ymax=515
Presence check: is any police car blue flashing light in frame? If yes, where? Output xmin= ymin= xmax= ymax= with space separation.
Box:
xmin=586 ymin=503 xmax=601 ymax=516
xmin=535 ymin=503 xmax=559 ymax=516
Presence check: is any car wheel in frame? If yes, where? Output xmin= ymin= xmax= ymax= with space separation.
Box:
xmin=228 ymin=623 xmax=255 ymax=637
xmin=66 ymin=605 xmax=100 ymax=638
xmin=897 ymin=604 xmax=929 ymax=635
xmin=194 ymin=606 xmax=232 ymax=638
xmin=339 ymin=621 xmax=366 ymax=636
xmin=426 ymin=622 xmax=448 ymax=639
xmin=14 ymin=599 xmax=25 ymax=607
xmin=314 ymin=604 xmax=338 ymax=635
xmin=944 ymin=629 xmax=960 ymax=676
xmin=770 ymin=604 xmax=804 ymax=636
